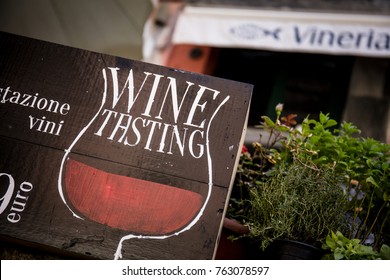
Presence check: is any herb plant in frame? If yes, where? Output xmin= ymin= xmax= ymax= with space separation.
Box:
xmin=228 ymin=104 xmax=390 ymax=255
xmin=246 ymin=160 xmax=347 ymax=250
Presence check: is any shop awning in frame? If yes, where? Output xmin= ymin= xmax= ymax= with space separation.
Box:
xmin=172 ymin=6 xmax=390 ymax=57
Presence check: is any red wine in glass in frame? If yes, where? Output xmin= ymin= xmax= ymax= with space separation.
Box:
xmin=64 ymin=157 xmax=204 ymax=235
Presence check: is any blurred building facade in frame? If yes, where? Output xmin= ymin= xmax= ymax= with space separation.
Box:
xmin=1 ymin=0 xmax=389 ymax=143
xmin=145 ymin=0 xmax=390 ymax=143
xmin=0 ymin=0 xmax=153 ymax=60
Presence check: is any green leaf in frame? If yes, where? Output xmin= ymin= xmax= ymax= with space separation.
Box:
xmin=382 ymin=162 xmax=389 ymax=172
xmin=275 ymin=125 xmax=290 ymax=132
xmin=319 ymin=112 xmax=328 ymax=124
xmin=380 ymin=245 xmax=390 ymax=260
xmin=366 ymin=176 xmax=380 ymax=188
xmin=383 ymin=192 xmax=389 ymax=202
xmin=310 ymin=135 xmax=320 ymax=144
xmin=334 ymin=250 xmax=344 ymax=260
xmin=358 ymin=244 xmax=376 ymax=256
xmin=325 ymin=234 xmax=337 ymax=250
xmin=323 ymin=119 xmax=338 ymax=129
xmin=261 ymin=116 xmax=275 ymax=127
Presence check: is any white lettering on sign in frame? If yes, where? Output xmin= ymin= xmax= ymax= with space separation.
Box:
xmin=0 ymin=172 xmax=33 ymax=223
xmin=0 ymin=87 xmax=70 ymax=115
xmin=28 ymin=115 xmax=64 ymax=136
xmin=0 ymin=86 xmax=70 ymax=136
xmin=172 ymin=10 xmax=390 ymax=57
xmin=0 ymin=173 xmax=14 ymax=215
xmin=93 ymin=67 xmax=228 ymax=159
xmin=293 ymin=26 xmax=390 ymax=52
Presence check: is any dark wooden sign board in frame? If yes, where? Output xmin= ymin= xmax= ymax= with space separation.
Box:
xmin=0 ymin=31 xmax=252 ymax=259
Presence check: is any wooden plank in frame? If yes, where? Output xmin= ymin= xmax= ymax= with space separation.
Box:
xmin=0 ymin=31 xmax=252 ymax=259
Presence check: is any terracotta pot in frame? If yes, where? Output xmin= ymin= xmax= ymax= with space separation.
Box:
xmin=215 ymin=218 xmax=252 ymax=260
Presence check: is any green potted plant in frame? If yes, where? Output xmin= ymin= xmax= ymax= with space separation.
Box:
xmin=245 ymin=159 xmax=348 ymax=259
xmin=290 ymin=109 xmax=390 ymax=257
xmin=226 ymin=104 xmax=390 ymax=259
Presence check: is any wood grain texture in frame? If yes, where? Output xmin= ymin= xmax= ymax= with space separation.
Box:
xmin=0 ymin=31 xmax=252 ymax=259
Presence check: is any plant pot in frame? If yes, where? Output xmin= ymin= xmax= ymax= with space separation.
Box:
xmin=257 ymin=239 xmax=324 ymax=260
xmin=215 ymin=218 xmax=252 ymax=259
